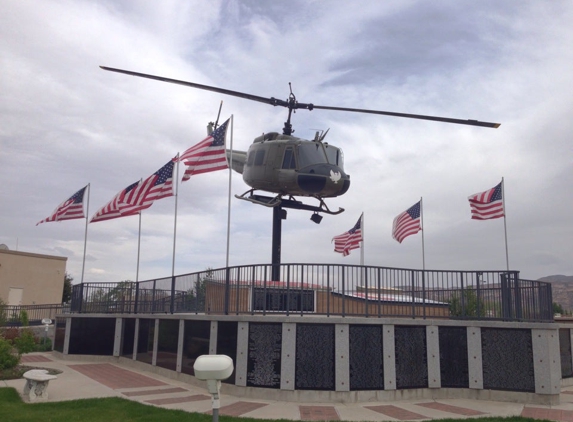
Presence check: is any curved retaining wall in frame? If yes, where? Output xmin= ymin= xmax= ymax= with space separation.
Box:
xmin=53 ymin=314 xmax=566 ymax=405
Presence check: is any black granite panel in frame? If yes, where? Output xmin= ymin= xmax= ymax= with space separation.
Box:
xmin=439 ymin=326 xmax=469 ymax=388
xmin=482 ymin=328 xmax=534 ymax=392
xmin=121 ymin=318 xmax=135 ymax=357
xmin=181 ymin=320 xmax=211 ymax=376
xmin=247 ymin=323 xmax=282 ymax=388
xmin=136 ymin=318 xmax=154 ymax=364
xmin=69 ymin=317 xmax=115 ymax=355
xmin=395 ymin=326 xmax=428 ymax=389
xmin=349 ymin=325 xmax=384 ymax=390
xmin=53 ymin=317 xmax=66 ymax=353
xmin=216 ymin=321 xmax=238 ymax=384
xmin=295 ymin=324 xmax=335 ymax=390
xmin=560 ymin=328 xmax=573 ymax=378
xmin=156 ymin=319 xmax=179 ymax=371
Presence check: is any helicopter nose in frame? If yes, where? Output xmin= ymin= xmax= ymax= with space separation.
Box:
xmin=297 ymin=164 xmax=350 ymax=196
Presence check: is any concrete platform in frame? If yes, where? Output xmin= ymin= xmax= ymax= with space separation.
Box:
xmin=2 ymin=352 xmax=573 ymax=421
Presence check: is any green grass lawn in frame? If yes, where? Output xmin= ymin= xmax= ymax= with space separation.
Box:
xmin=0 ymin=387 xmax=551 ymax=422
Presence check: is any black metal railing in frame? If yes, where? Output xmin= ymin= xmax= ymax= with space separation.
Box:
xmin=69 ymin=264 xmax=554 ymax=322
xmin=1 ymin=304 xmax=65 ymax=326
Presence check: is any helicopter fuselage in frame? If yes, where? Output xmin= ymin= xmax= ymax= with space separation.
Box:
xmin=229 ymin=132 xmax=350 ymax=199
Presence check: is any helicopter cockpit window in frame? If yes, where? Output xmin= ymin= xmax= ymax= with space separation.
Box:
xmin=282 ymin=147 xmax=296 ymax=169
xmin=247 ymin=150 xmax=255 ymax=166
xmin=297 ymin=143 xmax=328 ymax=169
xmin=254 ymin=149 xmax=266 ymax=166
xmin=325 ymin=145 xmax=344 ymax=170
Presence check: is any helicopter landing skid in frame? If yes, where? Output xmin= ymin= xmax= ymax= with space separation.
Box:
xmin=235 ymin=190 xmax=345 ymax=215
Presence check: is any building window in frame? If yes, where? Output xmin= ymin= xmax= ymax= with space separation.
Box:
xmin=252 ymin=288 xmax=314 ymax=312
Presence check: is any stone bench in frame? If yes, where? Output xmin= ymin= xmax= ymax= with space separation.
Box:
xmin=23 ymin=369 xmax=58 ymax=402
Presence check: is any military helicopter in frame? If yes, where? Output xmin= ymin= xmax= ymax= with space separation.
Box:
xmin=100 ymin=66 xmax=500 ymax=218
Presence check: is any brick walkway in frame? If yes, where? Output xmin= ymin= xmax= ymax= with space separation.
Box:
xmin=59 ymin=360 xmax=573 ymax=421
xmin=68 ymin=363 xmax=167 ymax=389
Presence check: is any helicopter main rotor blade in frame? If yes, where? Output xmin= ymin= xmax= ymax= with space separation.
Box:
xmin=101 ymin=66 xmax=500 ymax=128
xmin=311 ymin=105 xmax=500 ymax=128
xmin=100 ymin=66 xmax=279 ymax=107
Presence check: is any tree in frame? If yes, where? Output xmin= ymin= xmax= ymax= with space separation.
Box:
xmin=449 ymin=287 xmax=486 ymax=318
xmin=183 ymin=268 xmax=212 ymax=312
xmin=62 ymin=272 xmax=73 ymax=303
xmin=553 ymin=302 xmax=565 ymax=315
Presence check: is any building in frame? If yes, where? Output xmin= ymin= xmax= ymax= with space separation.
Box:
xmin=0 ymin=247 xmax=67 ymax=305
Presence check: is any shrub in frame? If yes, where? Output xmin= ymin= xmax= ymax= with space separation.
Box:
xmin=1 ymin=328 xmax=20 ymax=342
xmin=19 ymin=310 xmax=29 ymax=327
xmin=0 ymin=337 xmax=20 ymax=371
xmin=13 ymin=329 xmax=37 ymax=355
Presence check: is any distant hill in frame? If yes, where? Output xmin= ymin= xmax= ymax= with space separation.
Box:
xmin=538 ymin=275 xmax=573 ymax=311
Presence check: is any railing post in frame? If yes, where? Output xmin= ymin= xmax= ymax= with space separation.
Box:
xmin=460 ymin=272 xmax=465 ymax=318
xmin=79 ymin=283 xmax=84 ymax=314
xmin=500 ymin=273 xmax=511 ymax=320
xmin=421 ymin=269 xmax=426 ymax=319
xmin=235 ymin=267 xmax=241 ymax=315
xmin=134 ymin=282 xmax=139 ymax=314
xmin=152 ymin=280 xmax=157 ymax=314
xmin=341 ymin=267 xmax=346 ymax=317
xmin=512 ymin=271 xmax=523 ymax=320
xmin=170 ymin=276 xmax=176 ymax=314
xmin=411 ymin=270 xmax=416 ymax=319
xmin=224 ymin=267 xmax=231 ymax=315
xmin=326 ymin=265 xmax=330 ymax=317
xmin=364 ymin=267 xmax=369 ymax=318
xmin=476 ymin=272 xmax=482 ymax=318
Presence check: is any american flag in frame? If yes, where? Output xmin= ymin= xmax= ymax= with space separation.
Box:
xmin=90 ymin=181 xmax=140 ymax=223
xmin=468 ymin=181 xmax=504 ymax=220
xmin=120 ymin=158 xmax=175 ymax=214
xmin=180 ymin=118 xmax=229 ymax=181
xmin=333 ymin=214 xmax=363 ymax=256
xmin=36 ymin=185 xmax=87 ymax=226
xmin=392 ymin=201 xmax=422 ymax=243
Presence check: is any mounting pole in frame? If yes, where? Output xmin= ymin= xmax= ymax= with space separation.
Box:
xmin=271 ymin=206 xmax=284 ymax=281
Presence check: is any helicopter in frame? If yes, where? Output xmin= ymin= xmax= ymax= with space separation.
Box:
xmin=100 ymin=66 xmax=500 ymax=217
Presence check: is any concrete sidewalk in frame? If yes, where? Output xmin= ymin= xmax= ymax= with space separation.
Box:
xmin=2 ymin=352 xmax=573 ymax=421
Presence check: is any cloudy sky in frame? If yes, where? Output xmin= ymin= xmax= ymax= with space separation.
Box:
xmin=1 ymin=1 xmax=571 ymax=284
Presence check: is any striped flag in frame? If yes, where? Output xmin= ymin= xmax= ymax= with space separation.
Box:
xmin=392 ymin=201 xmax=421 ymax=243
xmin=90 ymin=181 xmax=141 ymax=223
xmin=468 ymin=181 xmax=504 ymax=220
xmin=333 ymin=214 xmax=363 ymax=256
xmin=180 ymin=118 xmax=229 ymax=181
xmin=36 ymin=186 xmax=88 ymax=226
xmin=120 ymin=158 xmax=175 ymax=214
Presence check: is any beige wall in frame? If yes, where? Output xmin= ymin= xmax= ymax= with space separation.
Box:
xmin=0 ymin=249 xmax=67 ymax=305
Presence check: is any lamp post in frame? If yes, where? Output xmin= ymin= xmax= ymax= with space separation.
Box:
xmin=193 ymin=355 xmax=234 ymax=422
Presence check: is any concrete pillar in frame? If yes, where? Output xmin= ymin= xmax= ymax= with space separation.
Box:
xmin=280 ymin=322 xmax=296 ymax=390
xmin=132 ymin=318 xmax=140 ymax=360
xmin=467 ymin=326 xmax=483 ymax=390
xmin=426 ymin=325 xmax=440 ymax=388
xmin=532 ymin=328 xmax=561 ymax=395
xmin=235 ymin=321 xmax=249 ymax=386
xmin=383 ymin=324 xmax=396 ymax=390
xmin=63 ymin=317 xmax=71 ymax=355
xmin=176 ymin=319 xmax=184 ymax=372
xmin=335 ymin=324 xmax=349 ymax=391
xmin=152 ymin=319 xmax=159 ymax=366
xmin=209 ymin=321 xmax=218 ymax=354
xmin=113 ymin=318 xmax=122 ymax=357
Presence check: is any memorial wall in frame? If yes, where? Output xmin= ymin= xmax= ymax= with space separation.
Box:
xmin=54 ymin=314 xmax=566 ymax=403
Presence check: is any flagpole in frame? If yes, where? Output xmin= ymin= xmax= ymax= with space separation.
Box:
xmin=80 ymin=183 xmax=90 ymax=284
xmin=501 ymin=177 xmax=509 ymax=271
xmin=225 ymin=115 xmax=234 ymax=268
xmin=420 ymin=197 xmax=426 ymax=270
xmin=171 ymin=154 xmax=180 ymax=277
